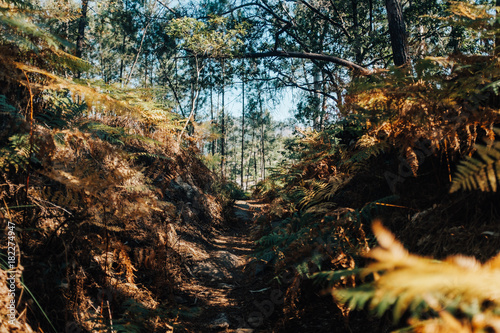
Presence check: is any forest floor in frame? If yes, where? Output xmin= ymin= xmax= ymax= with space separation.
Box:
xmin=174 ymin=199 xmax=275 ymax=333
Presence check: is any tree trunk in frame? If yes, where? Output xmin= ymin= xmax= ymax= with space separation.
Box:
xmin=496 ymin=0 xmax=500 ymax=55
xmin=240 ymin=78 xmax=245 ymax=188
xmin=75 ymin=0 xmax=89 ymax=78
xmin=220 ymin=60 xmax=226 ymax=179
xmin=259 ymin=97 xmax=265 ymax=180
xmin=261 ymin=121 xmax=265 ymax=180
xmin=351 ymin=0 xmax=362 ymax=64
xmin=385 ymin=0 xmax=410 ymax=66
xmin=210 ymin=84 xmax=215 ymax=156
xmin=313 ymin=68 xmax=321 ymax=130
xmin=369 ymin=0 xmax=373 ymax=32
xmin=125 ymin=20 xmax=151 ymax=86
xmin=247 ymin=129 xmax=255 ymax=190
xmin=320 ymin=72 xmax=327 ymax=130
xmin=253 ymin=128 xmax=257 ymax=185
xmin=179 ymin=57 xmax=201 ymax=141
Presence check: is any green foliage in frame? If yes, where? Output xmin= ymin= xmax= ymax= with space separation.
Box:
xmin=36 ymin=91 xmax=86 ymax=129
xmin=252 ymin=195 xmax=393 ymax=278
xmin=0 ymin=94 xmax=19 ymax=117
xmin=0 ymin=133 xmax=39 ymax=173
xmin=253 ymin=178 xmax=280 ymax=200
xmin=213 ymin=180 xmax=248 ymax=201
xmin=166 ymin=16 xmax=247 ymax=57
xmin=112 ymin=299 xmax=153 ymax=333
xmin=79 ymin=120 xmax=161 ymax=147
xmin=451 ymin=129 xmax=500 ymax=193
xmin=342 ymin=140 xmax=391 ymax=172
xmin=0 ymin=0 xmax=89 ymax=74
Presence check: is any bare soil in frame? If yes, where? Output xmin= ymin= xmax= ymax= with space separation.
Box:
xmin=174 ymin=200 xmax=275 ymax=333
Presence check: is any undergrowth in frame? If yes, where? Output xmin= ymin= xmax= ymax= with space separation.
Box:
xmin=250 ymin=3 xmax=500 ymax=331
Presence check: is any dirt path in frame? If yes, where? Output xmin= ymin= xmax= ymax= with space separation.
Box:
xmin=174 ymin=199 xmax=270 ymax=332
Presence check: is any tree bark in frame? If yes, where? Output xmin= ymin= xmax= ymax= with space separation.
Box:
xmin=179 ymin=57 xmax=201 ymax=141
xmin=125 ymin=20 xmax=151 ymax=86
xmin=75 ymin=0 xmax=89 ymax=78
xmin=240 ymin=77 xmax=245 ymax=188
xmin=240 ymin=50 xmax=370 ymax=74
xmin=248 ymin=128 xmax=255 ymax=189
xmin=496 ymin=0 xmax=500 ymax=55
xmin=385 ymin=0 xmax=410 ymax=66
xmin=220 ymin=60 xmax=226 ymax=179
xmin=259 ymin=96 xmax=265 ymax=180
xmin=210 ymin=83 xmax=215 ymax=157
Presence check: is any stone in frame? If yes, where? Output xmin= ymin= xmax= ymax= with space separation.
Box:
xmin=210 ymin=313 xmax=230 ymax=329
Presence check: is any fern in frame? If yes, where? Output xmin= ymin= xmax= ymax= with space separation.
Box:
xmin=342 ymin=140 xmax=390 ymax=171
xmin=299 ymin=176 xmax=347 ymax=210
xmin=0 ymin=94 xmax=19 ymax=117
xmin=79 ymin=121 xmax=161 ymax=147
xmin=36 ymin=91 xmax=86 ymax=129
xmin=451 ymin=132 xmax=500 ymax=193
xmin=0 ymin=133 xmax=39 ymax=172
xmin=333 ymin=221 xmax=500 ymax=328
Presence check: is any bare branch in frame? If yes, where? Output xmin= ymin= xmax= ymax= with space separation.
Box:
xmin=240 ymin=50 xmax=371 ymax=74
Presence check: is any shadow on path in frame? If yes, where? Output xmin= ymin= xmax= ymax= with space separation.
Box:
xmin=174 ymin=199 xmax=271 ymax=333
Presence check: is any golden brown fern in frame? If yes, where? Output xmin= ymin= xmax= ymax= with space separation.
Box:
xmin=333 ymin=221 xmax=500 ymax=331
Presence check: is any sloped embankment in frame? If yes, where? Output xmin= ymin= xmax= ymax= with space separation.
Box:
xmin=0 ymin=109 xmax=233 ymax=332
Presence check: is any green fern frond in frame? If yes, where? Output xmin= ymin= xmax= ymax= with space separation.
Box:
xmin=342 ymin=141 xmax=390 ymax=171
xmin=359 ymin=195 xmax=400 ymax=222
xmin=79 ymin=121 xmax=162 ymax=147
xmin=0 ymin=133 xmax=39 ymax=172
xmin=450 ymin=140 xmax=500 ymax=193
xmin=130 ymin=152 xmax=171 ymax=162
xmin=298 ymin=176 xmax=347 ymax=210
xmin=0 ymin=94 xmax=21 ymax=119
xmin=312 ymin=268 xmax=362 ymax=287
xmin=36 ymin=91 xmax=86 ymax=129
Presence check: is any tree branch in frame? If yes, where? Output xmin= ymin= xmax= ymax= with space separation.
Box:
xmin=240 ymin=50 xmax=370 ymax=75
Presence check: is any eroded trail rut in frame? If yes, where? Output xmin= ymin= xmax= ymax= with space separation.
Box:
xmin=174 ymin=200 xmax=269 ymax=332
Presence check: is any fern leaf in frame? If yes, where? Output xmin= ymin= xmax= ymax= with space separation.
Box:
xmin=312 ymin=268 xmax=362 ymax=287
xmin=333 ymin=221 xmax=500 ymax=327
xmin=342 ymin=141 xmax=390 ymax=172
xmin=450 ymin=141 xmax=500 ymax=193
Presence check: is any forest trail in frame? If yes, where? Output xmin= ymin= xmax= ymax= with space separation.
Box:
xmin=176 ymin=199 xmax=270 ymax=333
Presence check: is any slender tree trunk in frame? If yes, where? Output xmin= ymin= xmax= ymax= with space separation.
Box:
xmin=313 ymin=69 xmax=321 ymax=130
xmin=220 ymin=60 xmax=226 ymax=178
xmin=259 ymin=97 xmax=265 ymax=180
xmin=261 ymin=121 xmax=265 ymax=180
xmin=253 ymin=128 xmax=257 ymax=184
xmin=240 ymin=78 xmax=245 ymax=187
xmin=75 ymin=0 xmax=89 ymax=78
xmin=496 ymin=0 xmax=500 ymax=55
xmin=254 ymin=149 xmax=257 ymax=184
xmin=247 ymin=129 xmax=255 ymax=190
xmin=126 ymin=20 xmax=151 ymax=86
xmin=179 ymin=57 xmax=201 ymax=141
xmin=320 ymin=72 xmax=327 ymax=130
xmin=120 ymin=35 xmax=126 ymax=86
xmin=351 ymin=0 xmax=362 ymax=64
xmin=210 ymin=84 xmax=215 ymax=156
xmin=369 ymin=0 xmax=373 ymax=32
xmin=145 ymin=54 xmax=148 ymax=89
xmin=385 ymin=0 xmax=410 ymax=66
